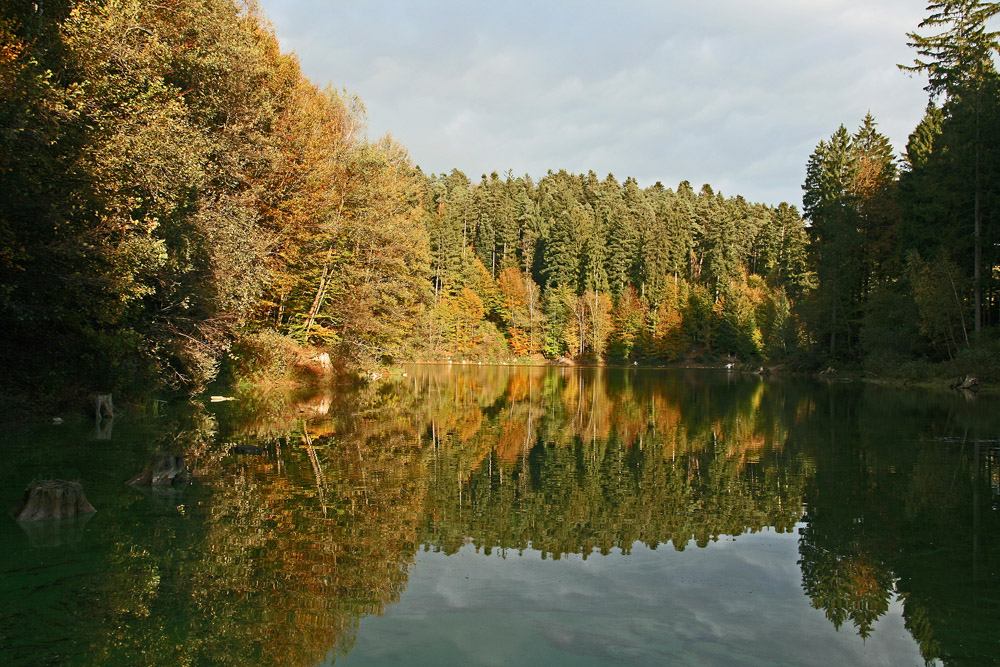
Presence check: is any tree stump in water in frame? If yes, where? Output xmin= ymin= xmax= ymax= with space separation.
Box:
xmin=12 ymin=480 xmax=96 ymax=521
xmin=311 ymin=352 xmax=332 ymax=372
xmin=93 ymin=392 xmax=114 ymax=420
xmin=951 ymin=375 xmax=979 ymax=391
xmin=127 ymin=454 xmax=190 ymax=486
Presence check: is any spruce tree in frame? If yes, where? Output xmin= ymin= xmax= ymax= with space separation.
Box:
xmin=901 ymin=0 xmax=1000 ymax=334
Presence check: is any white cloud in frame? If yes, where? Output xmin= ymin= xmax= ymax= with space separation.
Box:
xmin=259 ymin=0 xmax=931 ymax=206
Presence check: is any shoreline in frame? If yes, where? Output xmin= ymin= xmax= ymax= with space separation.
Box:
xmin=401 ymin=359 xmax=998 ymax=397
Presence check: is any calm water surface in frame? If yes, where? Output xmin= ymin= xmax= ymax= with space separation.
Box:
xmin=1 ymin=366 xmax=998 ymax=666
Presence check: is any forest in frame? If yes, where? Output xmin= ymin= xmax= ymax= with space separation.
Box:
xmin=2 ymin=0 xmax=1000 ymax=407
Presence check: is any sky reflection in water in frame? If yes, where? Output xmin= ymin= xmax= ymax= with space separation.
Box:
xmin=339 ymin=533 xmax=926 ymax=667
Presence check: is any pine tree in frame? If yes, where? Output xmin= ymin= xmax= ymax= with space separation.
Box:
xmin=803 ymin=125 xmax=862 ymax=357
xmin=902 ymin=0 xmax=1000 ymax=334
xmin=851 ymin=113 xmax=900 ymax=294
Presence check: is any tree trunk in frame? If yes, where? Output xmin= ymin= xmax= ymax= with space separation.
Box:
xmin=973 ymin=84 xmax=982 ymax=337
xmin=830 ymin=293 xmax=837 ymax=356
xmin=974 ymin=161 xmax=982 ymax=336
xmin=275 ymin=292 xmax=286 ymax=326
xmin=305 ymin=198 xmax=346 ymax=334
xmin=303 ymin=249 xmax=333 ymax=334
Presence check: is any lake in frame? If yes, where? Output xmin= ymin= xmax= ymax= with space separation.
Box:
xmin=1 ymin=365 xmax=998 ymax=666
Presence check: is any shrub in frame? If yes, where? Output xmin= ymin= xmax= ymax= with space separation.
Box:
xmin=230 ymin=330 xmax=319 ymax=385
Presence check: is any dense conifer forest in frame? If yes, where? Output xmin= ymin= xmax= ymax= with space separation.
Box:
xmin=2 ymin=0 xmax=1000 ymax=407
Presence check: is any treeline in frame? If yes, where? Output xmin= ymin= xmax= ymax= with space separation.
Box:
xmin=1 ymin=0 xmax=428 ymax=399
xmin=415 ymin=170 xmax=812 ymax=363
xmin=0 ymin=0 xmax=817 ymax=407
xmin=803 ymin=1 xmax=1000 ymax=377
xmin=7 ymin=0 xmax=1000 ymax=403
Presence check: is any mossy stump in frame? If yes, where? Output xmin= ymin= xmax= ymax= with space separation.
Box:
xmin=13 ymin=480 xmax=97 ymax=521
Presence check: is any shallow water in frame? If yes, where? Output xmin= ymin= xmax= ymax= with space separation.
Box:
xmin=1 ymin=366 xmax=998 ymax=666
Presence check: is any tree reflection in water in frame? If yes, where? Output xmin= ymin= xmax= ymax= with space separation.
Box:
xmin=412 ymin=365 xmax=808 ymax=557
xmin=8 ymin=366 xmax=995 ymax=665
xmin=791 ymin=385 xmax=1000 ymax=665
xmin=90 ymin=385 xmax=428 ymax=666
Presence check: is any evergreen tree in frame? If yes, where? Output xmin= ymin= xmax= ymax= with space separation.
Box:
xmin=851 ymin=113 xmax=900 ymax=289
xmin=902 ymin=0 xmax=1000 ymax=334
xmin=803 ymin=125 xmax=863 ymax=358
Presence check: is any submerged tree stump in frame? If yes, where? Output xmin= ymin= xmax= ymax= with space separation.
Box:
xmin=93 ymin=392 xmax=114 ymax=420
xmin=951 ymin=375 xmax=979 ymax=391
xmin=127 ymin=454 xmax=190 ymax=486
xmin=12 ymin=480 xmax=96 ymax=521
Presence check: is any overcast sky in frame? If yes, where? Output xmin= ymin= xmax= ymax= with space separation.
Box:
xmin=257 ymin=0 xmax=933 ymax=208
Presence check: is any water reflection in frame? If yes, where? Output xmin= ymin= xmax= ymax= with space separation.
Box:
xmin=1 ymin=366 xmax=998 ymax=665
xmin=412 ymin=365 xmax=808 ymax=557
xmin=791 ymin=385 xmax=1000 ymax=665
xmin=15 ymin=512 xmax=96 ymax=548
xmin=84 ymin=386 xmax=427 ymax=667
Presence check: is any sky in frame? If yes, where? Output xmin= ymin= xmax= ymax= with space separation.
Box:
xmin=256 ymin=0 xmax=933 ymax=208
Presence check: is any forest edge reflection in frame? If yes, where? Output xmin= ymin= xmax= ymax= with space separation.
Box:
xmin=2 ymin=365 xmax=998 ymax=666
